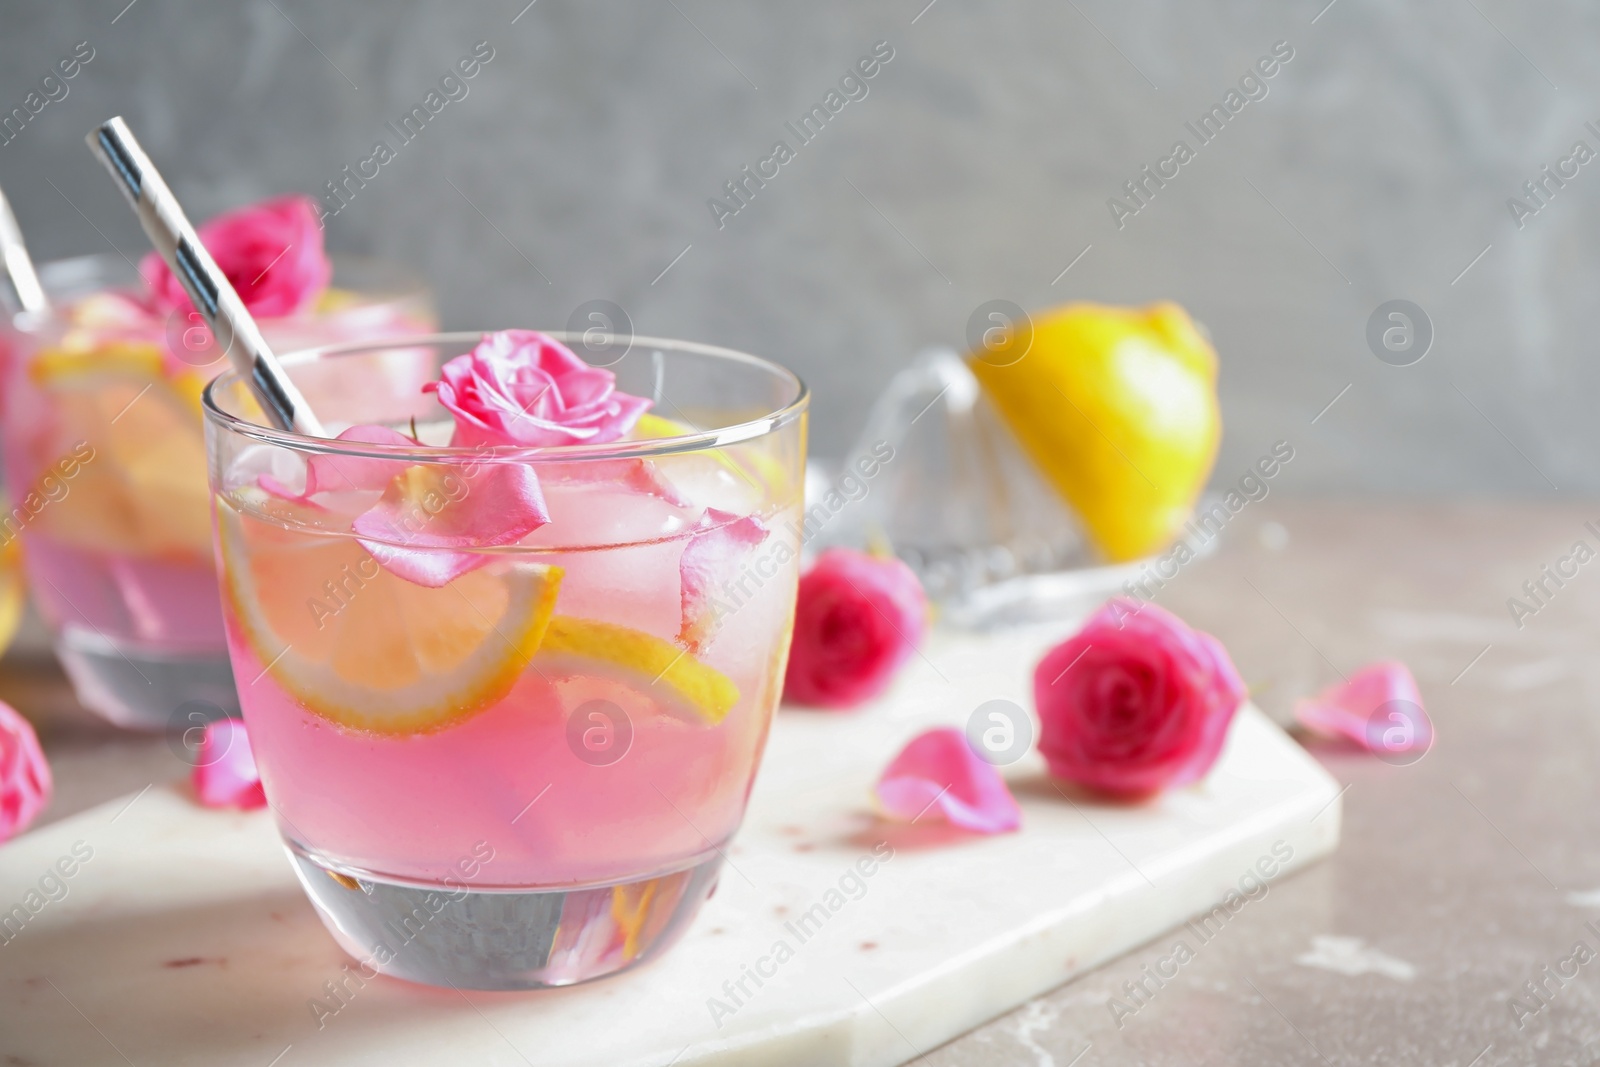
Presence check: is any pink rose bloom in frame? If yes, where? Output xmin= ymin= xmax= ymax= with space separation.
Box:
xmin=192 ymin=720 xmax=267 ymax=810
xmin=784 ymin=548 xmax=928 ymax=709
xmin=1034 ymin=599 xmax=1246 ymax=798
xmin=875 ymin=728 xmax=1021 ymax=834
xmin=425 ymin=330 xmax=652 ymax=448
xmin=0 ymin=701 xmax=51 ymax=842
xmin=141 ymin=195 xmax=331 ymax=318
xmin=1295 ymin=661 xmax=1431 ymax=757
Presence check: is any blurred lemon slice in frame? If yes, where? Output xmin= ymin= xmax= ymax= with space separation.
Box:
xmin=217 ymin=497 xmax=563 ymax=735
xmin=27 ymin=347 xmax=212 ymax=557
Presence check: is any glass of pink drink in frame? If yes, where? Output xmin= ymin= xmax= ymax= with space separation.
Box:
xmin=0 ymin=253 xmax=432 ymax=729
xmin=204 ymin=330 xmax=806 ymax=989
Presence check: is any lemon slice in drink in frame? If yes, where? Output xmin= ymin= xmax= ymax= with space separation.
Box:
xmin=217 ymin=497 xmax=563 ymax=735
xmin=534 ymin=616 xmax=739 ymax=725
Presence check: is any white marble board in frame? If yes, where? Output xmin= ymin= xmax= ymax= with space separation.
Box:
xmin=0 ymin=624 xmax=1341 ymax=1066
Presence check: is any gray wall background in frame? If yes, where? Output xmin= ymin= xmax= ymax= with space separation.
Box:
xmin=0 ymin=0 xmax=1594 ymax=491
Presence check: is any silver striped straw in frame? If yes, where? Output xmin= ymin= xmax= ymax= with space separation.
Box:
xmin=0 ymin=183 xmax=47 ymax=316
xmin=85 ymin=116 xmax=325 ymax=436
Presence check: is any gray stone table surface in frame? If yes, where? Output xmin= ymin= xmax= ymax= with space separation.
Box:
xmin=12 ymin=498 xmax=1598 ymax=1065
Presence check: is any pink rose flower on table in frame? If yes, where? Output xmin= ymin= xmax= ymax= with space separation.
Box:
xmin=0 ymin=701 xmax=51 ymax=842
xmin=783 ymin=548 xmax=928 ymax=709
xmin=1295 ymin=661 xmax=1431 ymax=762
xmin=140 ymin=195 xmax=331 ymax=318
xmin=1034 ymin=599 xmax=1246 ymax=799
xmin=425 ymin=330 xmax=652 ymax=448
xmin=875 ymin=728 xmax=1020 ymax=834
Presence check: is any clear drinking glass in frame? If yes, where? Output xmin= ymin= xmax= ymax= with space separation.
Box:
xmin=0 ymin=254 xmax=433 ymax=729
xmin=203 ymin=332 xmax=807 ymax=989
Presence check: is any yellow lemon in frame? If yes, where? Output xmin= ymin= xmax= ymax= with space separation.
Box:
xmin=969 ymin=301 xmax=1220 ymax=562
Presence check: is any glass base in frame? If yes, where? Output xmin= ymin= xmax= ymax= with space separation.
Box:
xmin=55 ymin=625 xmax=240 ymax=731
xmin=285 ymin=839 xmax=723 ymax=990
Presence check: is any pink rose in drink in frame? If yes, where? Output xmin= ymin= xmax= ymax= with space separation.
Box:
xmin=783 ymin=548 xmax=927 ymax=709
xmin=425 ymin=329 xmax=652 ymax=448
xmin=213 ymin=328 xmax=804 ymax=909
xmin=1034 ymin=599 xmax=1246 ymax=798
xmin=140 ymin=194 xmax=331 ymax=318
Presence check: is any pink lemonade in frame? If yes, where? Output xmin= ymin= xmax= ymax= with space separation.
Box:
xmin=0 ymin=256 xmax=432 ymax=727
xmin=224 ymin=473 xmax=799 ymax=887
xmin=205 ymin=332 xmax=807 ymax=988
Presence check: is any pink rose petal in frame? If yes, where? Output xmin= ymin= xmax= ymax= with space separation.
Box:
xmin=305 ymin=424 xmax=418 ymax=496
xmin=354 ymin=460 xmax=549 ymax=587
xmin=1294 ymin=661 xmax=1431 ymax=755
xmin=0 ymin=701 xmax=51 ymax=843
xmin=257 ymin=474 xmax=307 ymax=503
xmin=875 ymin=728 xmax=1020 ymax=834
xmin=1034 ymin=598 xmax=1246 ymax=798
xmin=193 ymin=720 xmax=267 ymax=810
xmin=784 ymin=549 xmax=928 ymax=709
xmin=255 ymin=424 xmax=553 ymax=589
xmin=678 ymin=508 xmax=769 ymax=653
xmin=257 ymin=424 xmax=411 ymax=507
xmin=425 ymin=330 xmax=652 ymax=448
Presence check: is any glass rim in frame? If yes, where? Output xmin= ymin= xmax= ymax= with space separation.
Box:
xmin=201 ymin=330 xmax=810 ymax=464
xmin=20 ymin=251 xmax=429 ymax=315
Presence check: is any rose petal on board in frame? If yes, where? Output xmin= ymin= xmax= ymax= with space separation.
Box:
xmin=1294 ymin=661 xmax=1431 ymax=755
xmin=678 ymin=508 xmax=769 ymax=653
xmin=353 ymin=460 xmax=550 ymax=588
xmin=0 ymin=701 xmax=52 ymax=842
xmin=1033 ymin=597 xmax=1247 ymax=798
xmin=193 ymin=719 xmax=267 ymax=810
xmin=784 ymin=548 xmax=928 ymax=709
xmin=875 ymin=728 xmax=1020 ymax=834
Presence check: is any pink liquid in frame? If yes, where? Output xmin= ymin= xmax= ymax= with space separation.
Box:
xmin=228 ymin=477 xmax=800 ymax=888
xmin=23 ymin=536 xmax=223 ymax=649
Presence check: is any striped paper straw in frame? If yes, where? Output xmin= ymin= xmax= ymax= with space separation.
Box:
xmin=0 ymin=183 xmax=47 ymax=316
xmin=85 ymin=116 xmax=325 ymax=436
